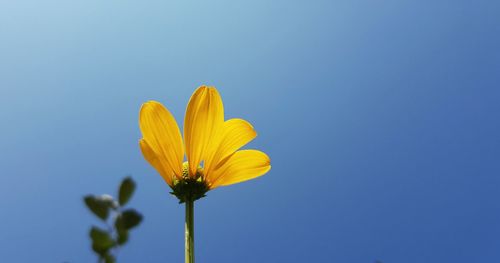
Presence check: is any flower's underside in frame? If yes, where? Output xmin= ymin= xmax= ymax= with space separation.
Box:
xmin=139 ymin=86 xmax=271 ymax=201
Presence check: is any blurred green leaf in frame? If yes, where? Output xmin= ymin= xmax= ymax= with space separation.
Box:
xmin=119 ymin=177 xmax=136 ymax=206
xmin=90 ymin=226 xmax=114 ymax=254
xmin=116 ymin=228 xmax=129 ymax=245
xmin=98 ymin=194 xmax=118 ymax=210
xmin=92 ymin=243 xmax=106 ymax=256
xmin=84 ymin=195 xmax=109 ymax=220
xmin=122 ymin=209 xmax=143 ymax=229
xmin=116 ymin=209 xmax=142 ymax=230
xmin=104 ymin=254 xmax=116 ymax=263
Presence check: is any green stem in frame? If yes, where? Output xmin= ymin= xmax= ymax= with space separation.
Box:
xmin=185 ymin=200 xmax=194 ymax=263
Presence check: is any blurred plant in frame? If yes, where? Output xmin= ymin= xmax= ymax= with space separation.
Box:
xmin=83 ymin=177 xmax=143 ymax=263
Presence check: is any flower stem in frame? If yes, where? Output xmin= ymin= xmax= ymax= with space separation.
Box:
xmin=185 ymin=200 xmax=195 ymax=263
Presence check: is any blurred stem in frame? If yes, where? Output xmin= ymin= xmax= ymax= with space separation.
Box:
xmin=185 ymin=200 xmax=195 ymax=263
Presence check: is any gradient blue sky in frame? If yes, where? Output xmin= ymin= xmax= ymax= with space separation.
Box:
xmin=1 ymin=0 xmax=499 ymax=262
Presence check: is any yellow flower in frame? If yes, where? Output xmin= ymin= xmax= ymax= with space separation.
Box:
xmin=139 ymin=86 xmax=271 ymax=201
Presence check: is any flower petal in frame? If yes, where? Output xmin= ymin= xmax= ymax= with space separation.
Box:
xmin=183 ymin=86 xmax=224 ymax=177
xmin=204 ymin=119 xmax=257 ymax=179
xmin=209 ymin=150 xmax=271 ymax=189
xmin=139 ymin=139 xmax=175 ymax=186
xmin=139 ymin=101 xmax=184 ymax=177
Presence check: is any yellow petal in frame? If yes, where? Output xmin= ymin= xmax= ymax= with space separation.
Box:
xmin=204 ymin=119 xmax=257 ymax=179
xmin=139 ymin=139 xmax=175 ymax=186
xmin=209 ymin=150 xmax=271 ymax=189
xmin=183 ymin=86 xmax=224 ymax=177
xmin=139 ymin=101 xmax=184 ymax=177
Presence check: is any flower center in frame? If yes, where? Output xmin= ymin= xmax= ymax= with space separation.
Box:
xmin=181 ymin=161 xmax=203 ymax=179
xmin=171 ymin=161 xmax=209 ymax=203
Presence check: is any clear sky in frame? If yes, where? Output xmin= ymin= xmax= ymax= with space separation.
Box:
xmin=0 ymin=0 xmax=499 ymax=262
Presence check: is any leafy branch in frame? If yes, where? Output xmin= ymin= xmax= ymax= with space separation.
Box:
xmin=83 ymin=177 xmax=143 ymax=263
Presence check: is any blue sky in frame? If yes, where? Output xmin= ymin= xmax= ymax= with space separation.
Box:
xmin=1 ymin=0 xmax=499 ymax=262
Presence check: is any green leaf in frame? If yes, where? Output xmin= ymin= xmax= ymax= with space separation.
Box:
xmin=84 ymin=195 xmax=109 ymax=220
xmin=99 ymin=194 xmax=118 ymax=210
xmin=118 ymin=177 xmax=136 ymax=206
xmin=122 ymin=209 xmax=143 ymax=229
xmin=116 ymin=228 xmax=129 ymax=245
xmin=115 ymin=209 xmax=143 ymax=231
xmin=104 ymin=254 xmax=116 ymax=263
xmin=90 ymin=226 xmax=114 ymax=255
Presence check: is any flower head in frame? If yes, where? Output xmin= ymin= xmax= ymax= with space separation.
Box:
xmin=139 ymin=86 xmax=271 ymax=202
